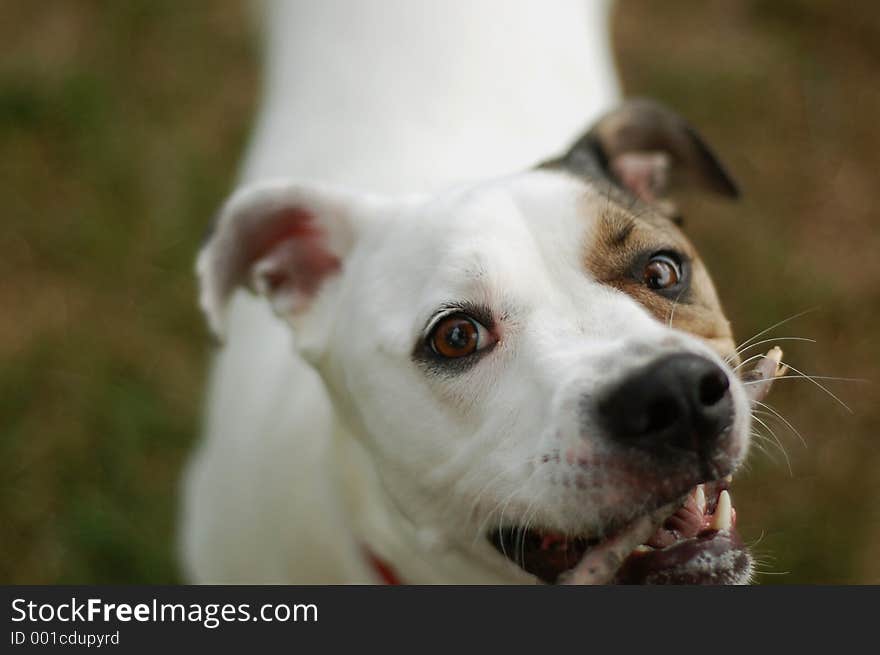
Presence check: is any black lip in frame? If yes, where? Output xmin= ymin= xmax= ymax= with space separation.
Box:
xmin=613 ymin=530 xmax=751 ymax=585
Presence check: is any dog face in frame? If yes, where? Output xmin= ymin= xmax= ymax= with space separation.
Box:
xmin=199 ymin=100 xmax=754 ymax=584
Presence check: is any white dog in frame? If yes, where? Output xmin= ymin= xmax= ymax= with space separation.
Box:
xmin=180 ymin=0 xmax=755 ymax=584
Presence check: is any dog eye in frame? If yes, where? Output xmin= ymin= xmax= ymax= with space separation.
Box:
xmin=428 ymin=314 xmax=492 ymax=359
xmin=643 ymin=253 xmax=682 ymax=291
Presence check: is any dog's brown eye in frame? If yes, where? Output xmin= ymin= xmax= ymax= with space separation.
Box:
xmin=643 ymin=254 xmax=681 ymax=290
xmin=429 ymin=315 xmax=488 ymax=358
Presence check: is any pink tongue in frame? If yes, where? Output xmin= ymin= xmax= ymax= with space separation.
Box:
xmin=541 ymin=534 xmax=562 ymax=550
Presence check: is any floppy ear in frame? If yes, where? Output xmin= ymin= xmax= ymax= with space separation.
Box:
xmin=197 ymin=179 xmax=374 ymax=337
xmin=548 ymin=98 xmax=739 ymax=204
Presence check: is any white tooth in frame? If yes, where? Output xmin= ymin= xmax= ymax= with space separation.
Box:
xmin=695 ymin=485 xmax=707 ymax=514
xmin=712 ymin=490 xmax=733 ymax=531
xmin=724 ymin=474 xmax=733 ymax=484
xmin=633 ymin=545 xmax=653 ymax=553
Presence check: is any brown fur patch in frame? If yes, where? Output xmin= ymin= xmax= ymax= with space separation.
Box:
xmin=583 ymin=196 xmax=738 ymax=363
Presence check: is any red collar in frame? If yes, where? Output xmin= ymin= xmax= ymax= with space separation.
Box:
xmin=365 ymin=549 xmax=402 ymax=585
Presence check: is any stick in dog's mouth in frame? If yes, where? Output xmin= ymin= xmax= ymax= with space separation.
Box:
xmin=489 ymin=348 xmax=787 ymax=585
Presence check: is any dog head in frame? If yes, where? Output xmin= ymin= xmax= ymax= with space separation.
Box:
xmin=198 ymin=99 xmax=753 ymax=584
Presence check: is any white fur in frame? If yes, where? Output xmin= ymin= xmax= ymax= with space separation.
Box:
xmin=179 ymin=1 xmax=749 ymax=584
xmin=239 ymin=0 xmax=620 ymax=192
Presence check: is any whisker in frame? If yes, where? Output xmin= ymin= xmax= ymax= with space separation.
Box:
xmin=752 ymin=568 xmax=791 ymax=576
xmin=734 ymin=307 xmax=820 ymax=354
xmin=467 ymin=463 xmax=523 ymax=527
xmin=733 ymin=352 xmax=771 ymax=372
xmin=745 ymin=361 xmax=862 ymax=414
xmin=667 ymin=287 xmax=686 ymax=328
xmin=518 ymin=499 xmax=543 ymax=569
xmin=742 ymin=375 xmax=868 ymax=384
xmin=748 ymin=432 xmax=779 ymax=465
xmin=731 ymin=336 xmax=817 ymax=362
xmin=469 ymin=458 xmax=538 ymax=546
xmin=753 ymin=400 xmax=807 ymax=448
xmin=751 ymin=415 xmax=792 ymax=475
xmin=752 ymin=411 xmax=797 ymax=461
xmin=475 ymin=457 xmax=546 ymax=550
xmin=745 ymin=530 xmax=766 ymax=548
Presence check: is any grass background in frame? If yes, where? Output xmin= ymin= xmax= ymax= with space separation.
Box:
xmin=1 ymin=0 xmax=877 ymax=583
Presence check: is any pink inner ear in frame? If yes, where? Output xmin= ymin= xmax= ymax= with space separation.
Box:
xmin=245 ymin=208 xmax=341 ymax=301
xmin=610 ymin=152 xmax=670 ymax=202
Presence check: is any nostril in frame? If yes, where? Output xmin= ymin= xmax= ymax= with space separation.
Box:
xmin=698 ymin=369 xmax=729 ymax=407
xmin=597 ymin=355 xmax=733 ymax=454
xmin=644 ymin=395 xmax=680 ymax=433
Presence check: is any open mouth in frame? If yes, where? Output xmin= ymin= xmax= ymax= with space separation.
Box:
xmin=485 ymin=348 xmax=786 ymax=585
xmin=488 ymin=478 xmax=751 ymax=584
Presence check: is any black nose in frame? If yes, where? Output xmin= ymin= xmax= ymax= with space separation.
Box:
xmin=597 ymin=354 xmax=733 ymax=455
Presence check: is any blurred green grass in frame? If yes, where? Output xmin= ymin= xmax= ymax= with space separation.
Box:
xmin=1 ymin=0 xmax=257 ymax=583
xmin=1 ymin=0 xmax=877 ymax=583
